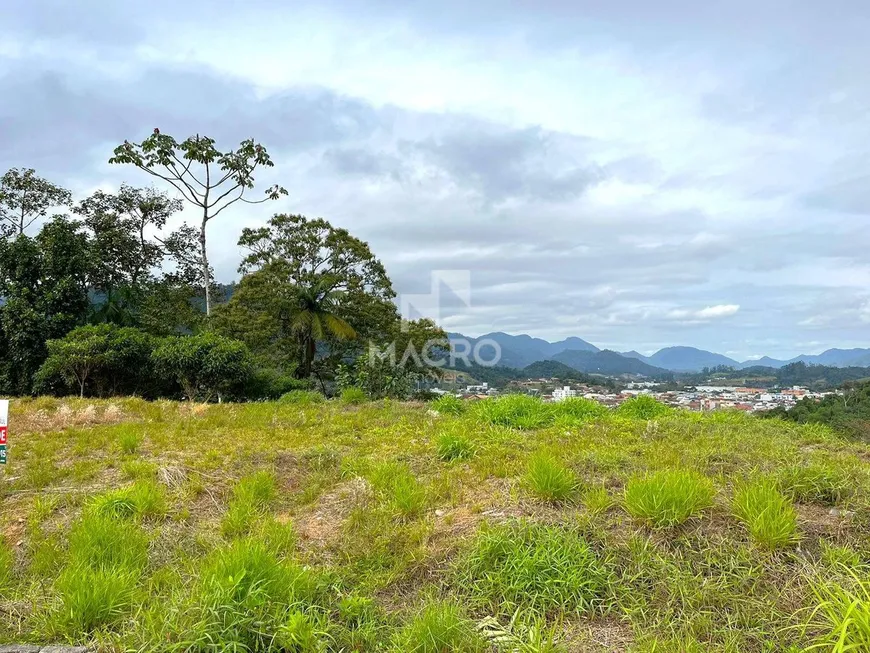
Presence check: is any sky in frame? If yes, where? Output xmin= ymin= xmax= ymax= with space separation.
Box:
xmin=2 ymin=0 xmax=869 ymax=360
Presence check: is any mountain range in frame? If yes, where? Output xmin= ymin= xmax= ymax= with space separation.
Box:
xmin=448 ymin=332 xmax=870 ymax=375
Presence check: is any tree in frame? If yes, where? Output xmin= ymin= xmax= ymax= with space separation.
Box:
xmin=36 ymin=325 xmax=157 ymax=398
xmin=0 ymin=217 xmax=92 ymax=394
xmin=0 ymin=168 xmax=72 ymax=237
xmin=109 ymin=130 xmax=287 ymax=315
xmin=227 ymin=214 xmax=398 ymax=381
xmin=290 ymin=278 xmax=357 ymax=378
xmin=152 ymin=332 xmax=253 ymax=402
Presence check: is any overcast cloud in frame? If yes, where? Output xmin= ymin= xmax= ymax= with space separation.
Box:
xmin=2 ymin=0 xmax=869 ymax=359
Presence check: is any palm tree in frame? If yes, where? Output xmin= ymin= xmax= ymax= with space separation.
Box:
xmin=291 ymin=278 xmax=356 ymax=378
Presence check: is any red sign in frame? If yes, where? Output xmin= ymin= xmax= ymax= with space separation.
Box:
xmin=0 ymin=427 xmax=6 ymax=445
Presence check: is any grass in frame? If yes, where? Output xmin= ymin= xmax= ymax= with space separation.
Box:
xmin=732 ymin=477 xmax=800 ymax=549
xmin=616 ymin=395 xmax=673 ymax=420
xmin=624 ymin=469 xmax=715 ymax=527
xmin=1 ymin=396 xmax=869 ymax=650
xmin=435 ymin=431 xmax=475 ymax=461
xmin=391 ymin=601 xmax=487 ymax=652
xmin=430 ymin=394 xmax=465 ymax=415
xmin=471 ymin=394 xmax=553 ymax=429
xmin=340 ymin=386 xmax=367 ymax=405
xmin=805 ymin=566 xmax=870 ymax=651
xmin=457 ymin=521 xmax=610 ymax=617
xmin=280 ymin=389 xmax=326 ymax=405
xmin=524 ymin=451 xmax=578 ymax=502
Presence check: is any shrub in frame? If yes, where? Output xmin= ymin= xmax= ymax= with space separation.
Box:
xmin=732 ymin=477 xmax=799 ymax=549
xmin=279 ymin=389 xmax=326 ymax=405
xmin=616 ymin=395 xmax=673 ymax=420
xmin=624 ymin=469 xmax=715 ymax=527
xmin=472 ymin=394 xmax=553 ymax=429
xmin=245 ymin=367 xmax=308 ymax=400
xmin=391 ymin=601 xmax=487 ymax=653
xmin=551 ymin=397 xmax=608 ymax=424
xmin=152 ymin=332 xmax=253 ymax=401
xmin=340 ymin=386 xmax=368 ymax=405
xmin=435 ymin=431 xmax=475 ymax=461
xmin=430 ymin=394 xmax=465 ymax=415
xmin=777 ymin=462 xmax=852 ymax=506
xmin=458 ymin=521 xmax=609 ymax=616
xmin=525 ymin=452 xmax=578 ymax=502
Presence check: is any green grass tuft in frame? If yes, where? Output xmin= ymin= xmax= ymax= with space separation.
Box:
xmin=804 ymin=566 xmax=870 ymax=652
xmin=551 ymin=397 xmax=609 ymax=424
xmin=391 ymin=601 xmax=487 ymax=653
xmin=624 ymin=469 xmax=715 ymax=527
xmin=369 ymin=462 xmax=428 ymax=518
xmin=525 ymin=451 xmax=578 ymax=502
xmin=0 ymin=539 xmax=13 ymax=592
xmin=340 ymin=386 xmax=368 ymax=404
xmin=472 ymin=394 xmax=553 ymax=429
xmin=732 ymin=477 xmax=799 ymax=549
xmin=458 ymin=520 xmax=610 ymax=617
xmin=430 ymin=393 xmax=465 ymax=415
xmin=435 ymin=431 xmax=475 ymax=461
xmin=616 ymin=395 xmax=673 ymax=420
xmin=221 ymin=471 xmax=277 ymax=538
xmin=117 ymin=427 xmax=143 ymax=455
xmin=777 ymin=462 xmax=852 ymax=506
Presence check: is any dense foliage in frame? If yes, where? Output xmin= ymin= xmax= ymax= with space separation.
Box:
xmin=0 ymin=140 xmax=446 ymax=400
xmin=762 ymin=380 xmax=870 ymax=440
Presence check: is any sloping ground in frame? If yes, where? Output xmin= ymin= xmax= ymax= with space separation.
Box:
xmin=1 ymin=395 xmax=869 ymax=651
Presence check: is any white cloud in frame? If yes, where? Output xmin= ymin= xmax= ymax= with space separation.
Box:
xmin=696 ymin=304 xmax=740 ymax=319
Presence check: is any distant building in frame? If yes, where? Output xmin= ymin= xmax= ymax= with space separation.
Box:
xmin=552 ymin=385 xmax=577 ymax=401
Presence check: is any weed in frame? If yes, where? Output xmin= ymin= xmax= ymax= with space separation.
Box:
xmin=624 ymin=469 xmax=715 ymax=527
xmin=732 ymin=477 xmax=799 ymax=549
xmin=436 ymin=431 xmax=475 ymax=461
xmin=430 ymin=394 xmax=465 ymax=415
xmin=52 ymin=565 xmax=140 ymax=635
xmin=458 ymin=521 xmax=609 ymax=617
xmin=472 ymin=394 xmax=553 ymax=429
xmin=90 ymin=480 xmax=167 ymax=520
xmin=391 ymin=601 xmax=487 ymax=653
xmin=121 ymin=459 xmax=158 ymax=480
xmin=524 ymin=451 xmax=578 ymax=502
xmin=616 ymin=395 xmax=673 ymax=420
xmin=340 ymin=387 xmax=367 ymax=405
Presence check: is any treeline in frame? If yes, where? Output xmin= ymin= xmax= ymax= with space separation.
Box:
xmin=0 ymin=131 xmax=446 ymax=401
xmin=761 ymin=380 xmax=870 ymax=440
xmin=687 ymin=362 xmax=870 ymax=390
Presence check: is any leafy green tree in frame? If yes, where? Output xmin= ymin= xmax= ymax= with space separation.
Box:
xmin=109 ymin=130 xmax=287 ymax=315
xmin=231 ymin=214 xmax=399 ymax=380
xmin=0 ymin=168 xmax=72 ymax=237
xmin=152 ymin=332 xmax=253 ymax=401
xmin=0 ymin=218 xmax=91 ymax=394
xmin=35 ymin=325 xmax=157 ymax=398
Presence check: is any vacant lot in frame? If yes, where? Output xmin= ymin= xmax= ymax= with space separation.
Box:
xmin=1 ymin=394 xmax=869 ymax=651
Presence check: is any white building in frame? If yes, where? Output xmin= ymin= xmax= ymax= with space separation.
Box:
xmin=553 ymin=385 xmax=577 ymax=401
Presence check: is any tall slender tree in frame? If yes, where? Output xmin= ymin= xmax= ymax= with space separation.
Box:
xmin=109 ymin=130 xmax=287 ymax=314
